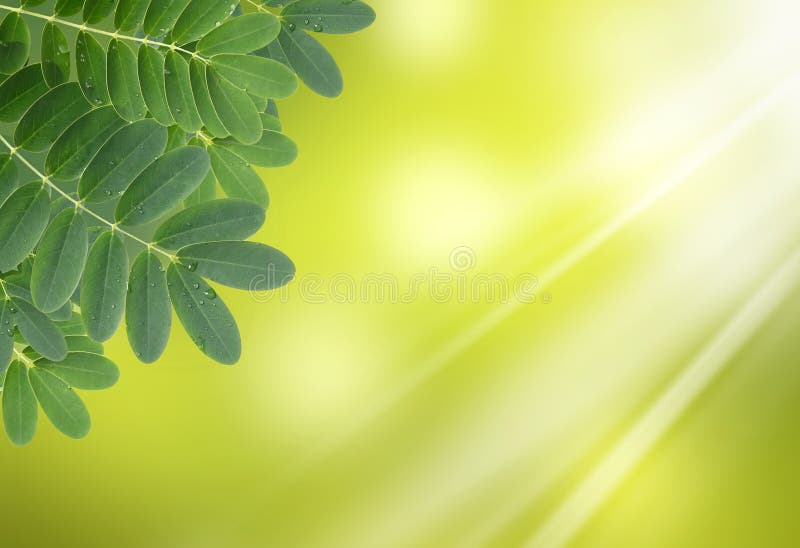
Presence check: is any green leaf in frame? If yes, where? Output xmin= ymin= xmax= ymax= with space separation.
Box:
xmin=138 ymin=45 xmax=174 ymax=126
xmin=115 ymin=0 xmax=150 ymax=31
xmin=183 ymin=167 xmax=217 ymax=207
xmin=55 ymin=314 xmax=87 ymax=337
xmin=166 ymin=123 xmax=188 ymax=151
xmin=28 ymin=367 xmax=91 ymax=439
xmin=30 ymin=209 xmax=89 ymax=313
xmin=79 ymin=119 xmax=168 ymax=202
xmin=107 ymin=38 xmax=147 ymax=122
xmin=10 ymin=297 xmax=68 ymax=361
xmin=2 ymin=361 xmax=37 ymax=446
xmin=76 ymin=31 xmax=110 ymax=106
xmin=208 ymin=144 xmax=269 ymax=208
xmin=0 ymin=183 xmax=51 ymax=272
xmin=14 ymin=82 xmax=92 ymax=152
xmin=0 ymin=153 xmax=18 ymax=205
xmin=167 ymin=262 xmax=241 ymax=365
xmin=172 ymin=0 xmax=239 ymax=45
xmin=66 ymin=335 xmax=103 ymax=354
xmin=189 ymin=59 xmax=228 ymax=138
xmin=266 ymin=99 xmax=279 ymax=118
xmin=207 ymin=67 xmax=262 ymax=144
xmin=54 ymin=0 xmax=84 ymax=16
xmin=271 ymin=24 xmax=343 ymax=97
xmin=249 ymin=92 xmax=268 ymax=112
xmin=212 ymin=53 xmax=297 ymax=99
xmin=144 ymin=0 xmax=191 ymax=37
xmin=0 ymin=64 xmax=49 ymax=123
xmin=24 ymin=334 xmax=101 ymax=362
xmin=2 ymin=275 xmax=33 ymax=302
xmin=0 ymin=300 xmax=14 ymax=372
xmin=84 ymin=0 xmax=118 ymax=24
xmin=0 ymin=12 xmax=30 ymax=75
xmin=116 ymin=146 xmax=210 ymax=226
xmin=41 ymin=22 xmax=70 ymax=88
xmin=282 ymin=0 xmax=376 ymax=34
xmin=164 ymin=50 xmax=203 ymax=132
xmin=217 ymin=130 xmax=297 ymax=167
xmin=177 ymin=241 xmax=295 ymax=290
xmin=47 ymin=300 xmax=74 ymax=322
xmin=154 ymin=198 xmax=266 ymax=249
xmin=197 ymin=12 xmax=280 ymax=56
xmin=36 ymin=352 xmax=119 ymax=390
xmin=45 ymin=106 xmax=126 ymax=181
xmin=261 ymin=112 xmax=282 ymax=131
xmin=80 ymin=231 xmax=129 ymax=342
xmin=126 ymin=250 xmax=171 ymax=363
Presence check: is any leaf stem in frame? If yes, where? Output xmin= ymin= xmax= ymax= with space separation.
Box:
xmin=0 ymin=4 xmax=209 ymax=64
xmin=12 ymin=348 xmax=35 ymax=368
xmin=243 ymin=0 xmax=268 ymax=12
xmin=0 ymin=134 xmax=176 ymax=261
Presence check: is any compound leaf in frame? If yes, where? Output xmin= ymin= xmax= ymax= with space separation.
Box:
xmin=10 ymin=297 xmax=68 ymax=362
xmin=28 ymin=367 xmax=90 ymax=439
xmin=197 ymin=12 xmax=280 ymax=56
xmin=207 ymin=67 xmax=262 ymax=144
xmin=144 ymin=0 xmax=190 ymax=37
xmin=0 ymin=183 xmax=51 ymax=272
xmin=272 ymin=23 xmax=342 ymax=97
xmin=14 ymin=82 xmax=92 ymax=152
xmin=2 ymin=361 xmax=37 ymax=446
xmin=183 ymin=168 xmax=217 ymax=207
xmin=36 ymin=352 xmax=119 ymax=390
xmin=0 ymin=300 xmax=14 ymax=372
xmin=41 ymin=22 xmax=70 ymax=87
xmin=138 ymin=45 xmax=174 ymax=126
xmin=54 ymin=0 xmax=83 ymax=16
xmin=107 ymin=38 xmax=147 ymax=122
xmin=212 ymin=53 xmax=297 ymax=99
xmin=282 ymin=0 xmax=376 ymax=34
xmin=126 ymin=250 xmax=171 ymax=363
xmin=79 ymin=119 xmax=167 ymax=202
xmin=177 ymin=241 xmax=295 ymax=290
xmin=84 ymin=0 xmax=118 ymax=24
xmin=189 ymin=58 xmax=228 ymax=138
xmin=76 ymin=31 xmax=110 ymax=106
xmin=31 ymin=209 xmax=88 ymax=313
xmin=0 ymin=64 xmax=49 ymax=123
xmin=0 ymin=12 xmax=30 ymax=75
xmin=81 ymin=231 xmax=129 ymax=342
xmin=216 ymin=130 xmax=297 ymax=167
xmin=167 ymin=262 xmax=241 ymax=365
xmin=164 ymin=50 xmax=203 ymax=132
xmin=154 ymin=198 xmax=265 ymax=249
xmin=0 ymin=153 xmax=18 ymax=205
xmin=116 ymin=146 xmax=210 ymax=226
xmin=45 ymin=106 xmax=126 ymax=181
xmin=208 ymin=144 xmax=269 ymax=207
xmin=172 ymin=0 xmax=239 ymax=45
xmin=115 ymin=0 xmax=150 ymax=31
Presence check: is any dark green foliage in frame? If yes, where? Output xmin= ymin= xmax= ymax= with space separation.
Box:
xmin=0 ymin=0 xmax=374 ymax=445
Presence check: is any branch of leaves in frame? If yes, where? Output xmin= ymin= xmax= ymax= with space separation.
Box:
xmin=255 ymin=0 xmax=376 ymax=98
xmin=1 ymin=8 xmax=298 ymax=148
xmin=0 ymin=155 xmax=295 ymax=446
xmin=0 ymin=139 xmax=296 ymax=364
xmin=0 ymin=288 xmax=119 ymax=446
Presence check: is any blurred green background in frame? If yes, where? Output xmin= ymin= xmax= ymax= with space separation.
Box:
xmin=4 ymin=0 xmax=800 ymax=546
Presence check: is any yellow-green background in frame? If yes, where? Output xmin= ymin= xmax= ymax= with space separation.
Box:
xmin=3 ymin=0 xmax=800 ymax=546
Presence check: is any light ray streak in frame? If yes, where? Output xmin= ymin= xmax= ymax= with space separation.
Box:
xmin=524 ymin=243 xmax=800 ymax=548
xmin=317 ymin=73 xmax=800 ymax=457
